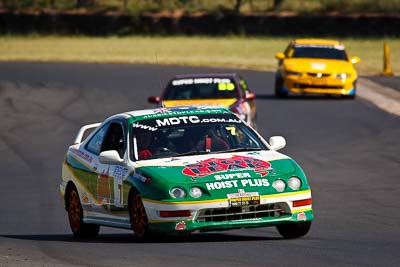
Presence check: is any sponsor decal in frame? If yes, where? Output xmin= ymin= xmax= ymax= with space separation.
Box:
xmin=113 ymin=166 xmax=129 ymax=180
xmin=155 ymin=116 xmax=241 ymax=127
xmin=182 ymin=155 xmax=272 ymax=178
xmin=228 ymin=190 xmax=260 ymax=207
xmin=70 ymin=148 xmax=93 ymax=163
xmin=214 ymin=172 xmax=251 ymax=180
xmin=156 ymin=116 xmax=200 ymax=126
xmin=132 ymin=122 xmax=158 ymax=132
xmin=206 ymin=178 xmax=269 ymax=191
xmin=172 ymin=78 xmax=232 ymax=86
xmin=218 ymin=82 xmax=235 ymax=91
xmin=154 ymin=107 xmax=196 ymax=114
xmin=133 ymin=115 xmax=241 ymax=131
xmin=297 ymin=212 xmax=307 ymax=221
xmin=175 ymin=221 xmax=186 ymax=231
xmin=97 ymin=167 xmax=111 ymax=204
xmin=133 ymin=172 xmax=151 ymax=183
xmin=142 ymin=108 xmax=224 ymax=119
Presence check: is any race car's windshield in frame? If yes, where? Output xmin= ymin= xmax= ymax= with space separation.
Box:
xmin=131 ymin=113 xmax=267 ymax=160
xmin=164 ymin=77 xmax=238 ymax=100
xmin=292 ymin=45 xmax=348 ymax=61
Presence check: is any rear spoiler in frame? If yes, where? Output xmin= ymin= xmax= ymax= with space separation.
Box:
xmin=73 ymin=123 xmax=101 ymax=144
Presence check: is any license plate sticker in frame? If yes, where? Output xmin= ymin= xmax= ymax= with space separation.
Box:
xmin=227 ymin=192 xmax=260 ymax=207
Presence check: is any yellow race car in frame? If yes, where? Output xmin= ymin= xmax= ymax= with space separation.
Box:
xmin=275 ymin=39 xmax=360 ymax=98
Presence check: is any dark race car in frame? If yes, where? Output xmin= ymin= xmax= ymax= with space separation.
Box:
xmin=148 ymin=73 xmax=257 ymax=128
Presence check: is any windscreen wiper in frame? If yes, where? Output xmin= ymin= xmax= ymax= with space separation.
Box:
xmin=177 ymin=150 xmax=210 ymax=157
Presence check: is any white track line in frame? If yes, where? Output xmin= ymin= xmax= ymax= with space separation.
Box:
xmin=358 ymin=77 xmax=400 ymax=117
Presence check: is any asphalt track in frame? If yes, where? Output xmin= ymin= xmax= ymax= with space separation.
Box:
xmin=0 ymin=62 xmax=399 ymax=267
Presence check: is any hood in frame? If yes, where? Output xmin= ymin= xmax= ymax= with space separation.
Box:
xmin=284 ymin=58 xmax=356 ymax=74
xmin=163 ymin=99 xmax=237 ymax=108
xmin=135 ymin=151 xmax=296 ymax=185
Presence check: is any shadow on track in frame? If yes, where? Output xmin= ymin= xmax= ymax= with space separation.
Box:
xmin=1 ymin=232 xmax=282 ymax=244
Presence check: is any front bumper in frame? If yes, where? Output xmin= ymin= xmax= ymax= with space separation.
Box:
xmin=283 ymin=76 xmax=356 ymax=96
xmin=143 ymin=190 xmax=313 ymax=234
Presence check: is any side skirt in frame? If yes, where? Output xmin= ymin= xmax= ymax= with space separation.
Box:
xmin=84 ymin=216 xmax=132 ymax=230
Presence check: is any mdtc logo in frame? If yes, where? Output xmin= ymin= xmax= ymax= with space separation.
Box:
xmin=182 ymin=155 xmax=272 ymax=177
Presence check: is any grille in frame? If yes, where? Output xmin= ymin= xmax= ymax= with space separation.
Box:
xmin=294 ymin=83 xmax=343 ymax=89
xmin=196 ymin=204 xmax=288 ymax=223
xmin=307 ymin=72 xmax=331 ymax=78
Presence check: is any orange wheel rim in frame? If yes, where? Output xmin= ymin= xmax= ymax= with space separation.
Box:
xmin=68 ymin=190 xmax=82 ymax=233
xmin=130 ymin=194 xmax=148 ymax=237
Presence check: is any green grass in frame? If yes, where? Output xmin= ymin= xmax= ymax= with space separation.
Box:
xmin=0 ymin=36 xmax=399 ymax=75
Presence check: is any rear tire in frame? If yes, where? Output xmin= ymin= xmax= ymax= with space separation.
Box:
xmin=274 ymin=75 xmax=288 ymax=98
xmin=129 ymin=189 xmax=150 ymax=239
xmin=66 ymin=186 xmax=100 ymax=238
xmin=276 ymin=221 xmax=312 ymax=239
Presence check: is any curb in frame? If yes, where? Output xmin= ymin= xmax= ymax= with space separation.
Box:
xmin=358 ymin=77 xmax=400 ymax=117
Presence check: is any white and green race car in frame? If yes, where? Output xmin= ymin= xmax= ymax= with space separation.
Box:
xmin=60 ymin=106 xmax=313 ymax=239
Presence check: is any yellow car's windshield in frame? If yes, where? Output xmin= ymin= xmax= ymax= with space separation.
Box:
xmin=292 ymin=45 xmax=348 ymax=61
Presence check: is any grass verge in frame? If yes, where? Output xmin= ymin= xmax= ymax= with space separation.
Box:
xmin=0 ymin=36 xmax=398 ymax=75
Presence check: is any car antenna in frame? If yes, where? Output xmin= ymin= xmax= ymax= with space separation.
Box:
xmin=155 ymin=53 xmax=165 ymax=108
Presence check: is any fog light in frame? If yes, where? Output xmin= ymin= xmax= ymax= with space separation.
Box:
xmin=288 ymin=177 xmax=301 ymax=190
xmin=170 ymin=187 xmax=186 ymax=199
xmin=189 ymin=187 xmax=202 ymax=198
xmin=272 ymin=179 xmax=286 ymax=192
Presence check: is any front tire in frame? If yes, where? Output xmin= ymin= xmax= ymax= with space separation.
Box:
xmin=66 ymin=186 xmax=100 ymax=238
xmin=274 ymin=75 xmax=288 ymax=98
xmin=129 ymin=190 xmax=150 ymax=238
xmin=342 ymin=93 xmax=356 ymax=99
xmin=276 ymin=221 xmax=312 ymax=239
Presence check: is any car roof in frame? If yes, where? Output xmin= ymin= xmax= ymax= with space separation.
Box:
xmin=292 ymin=39 xmax=342 ymax=46
xmin=173 ymin=73 xmax=238 ymax=79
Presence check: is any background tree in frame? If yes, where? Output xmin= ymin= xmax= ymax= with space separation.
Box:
xmin=234 ymin=0 xmax=242 ymax=12
xmin=76 ymin=0 xmax=96 ymax=8
xmin=273 ymin=0 xmax=283 ymax=10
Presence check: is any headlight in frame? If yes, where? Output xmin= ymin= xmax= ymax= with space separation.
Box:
xmin=189 ymin=187 xmax=202 ymax=198
xmin=170 ymin=187 xmax=186 ymax=199
xmin=272 ymin=179 xmax=286 ymax=192
xmin=335 ymin=73 xmax=350 ymax=79
xmin=288 ymin=177 xmax=301 ymax=190
xmin=285 ymin=71 xmax=302 ymax=77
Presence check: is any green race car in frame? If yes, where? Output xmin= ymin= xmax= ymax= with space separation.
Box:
xmin=60 ymin=106 xmax=313 ymax=239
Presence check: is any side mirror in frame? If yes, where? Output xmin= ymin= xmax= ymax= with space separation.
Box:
xmin=148 ymin=96 xmax=161 ymax=104
xmin=99 ymin=150 xmax=123 ymax=164
xmin=350 ymin=56 xmax=361 ymax=64
xmin=275 ymin=52 xmax=285 ymax=60
xmin=245 ymin=91 xmax=256 ymax=100
xmin=269 ymin=136 xmax=286 ymax=151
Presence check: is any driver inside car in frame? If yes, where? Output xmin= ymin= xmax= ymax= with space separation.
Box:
xmin=195 ymin=128 xmax=230 ymax=152
xmin=136 ymin=130 xmax=177 ymax=160
xmin=136 ymin=132 xmax=153 ymax=160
